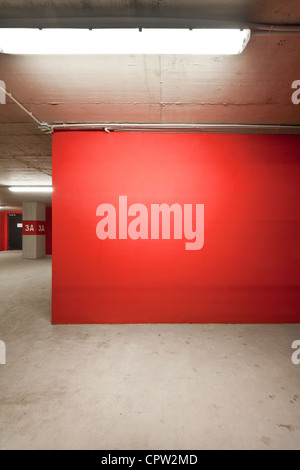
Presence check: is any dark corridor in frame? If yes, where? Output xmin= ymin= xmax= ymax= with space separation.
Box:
xmin=8 ymin=213 xmax=22 ymax=250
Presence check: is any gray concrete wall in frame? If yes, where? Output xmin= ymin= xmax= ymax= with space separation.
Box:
xmin=23 ymin=202 xmax=45 ymax=221
xmin=22 ymin=202 xmax=46 ymax=259
xmin=22 ymin=235 xmax=46 ymax=259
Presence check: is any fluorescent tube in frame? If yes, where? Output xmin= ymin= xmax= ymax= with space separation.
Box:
xmin=0 ymin=28 xmax=251 ymax=55
xmin=9 ymin=187 xmax=53 ymax=193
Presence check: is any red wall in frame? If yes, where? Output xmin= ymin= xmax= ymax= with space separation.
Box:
xmin=46 ymin=206 xmax=52 ymax=255
xmin=0 ymin=211 xmax=4 ymax=251
xmin=52 ymin=132 xmax=300 ymax=324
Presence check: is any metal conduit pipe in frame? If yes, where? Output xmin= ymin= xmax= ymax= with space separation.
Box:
xmin=2 ymin=82 xmax=299 ymax=136
xmin=45 ymin=123 xmax=300 ymax=135
xmin=0 ymin=16 xmax=300 ymax=32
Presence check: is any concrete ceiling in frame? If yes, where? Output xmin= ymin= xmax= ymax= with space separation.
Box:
xmin=0 ymin=0 xmax=300 ymax=209
xmin=0 ymin=0 xmax=299 ymax=27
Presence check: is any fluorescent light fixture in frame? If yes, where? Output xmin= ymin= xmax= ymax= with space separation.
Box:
xmin=9 ymin=186 xmax=53 ymax=193
xmin=0 ymin=28 xmax=251 ymax=55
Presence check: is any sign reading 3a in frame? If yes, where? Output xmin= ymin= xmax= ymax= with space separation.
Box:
xmin=22 ymin=220 xmax=46 ymax=235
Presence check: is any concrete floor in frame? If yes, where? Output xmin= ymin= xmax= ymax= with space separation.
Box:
xmin=0 ymin=251 xmax=299 ymax=450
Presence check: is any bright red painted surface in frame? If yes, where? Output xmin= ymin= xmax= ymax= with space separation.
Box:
xmin=52 ymin=132 xmax=300 ymax=324
xmin=22 ymin=220 xmax=46 ymax=235
xmin=0 ymin=212 xmax=4 ymax=251
xmin=46 ymin=207 xmax=52 ymax=255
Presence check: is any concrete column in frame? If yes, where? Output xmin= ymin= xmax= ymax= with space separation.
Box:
xmin=22 ymin=202 xmax=46 ymax=259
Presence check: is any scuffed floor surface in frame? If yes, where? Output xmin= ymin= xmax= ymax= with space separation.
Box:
xmin=0 ymin=251 xmax=299 ymax=450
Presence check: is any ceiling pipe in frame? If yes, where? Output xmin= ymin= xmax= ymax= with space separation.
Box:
xmin=2 ymin=83 xmax=300 ymax=136
xmin=3 ymin=82 xmax=299 ymax=137
xmin=0 ymin=17 xmax=299 ymax=33
xmin=1 ymin=52 xmax=300 ymax=136
xmin=45 ymin=123 xmax=300 ymax=135
xmin=0 ymin=82 xmax=51 ymax=132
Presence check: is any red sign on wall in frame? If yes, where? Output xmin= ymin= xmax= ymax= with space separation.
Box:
xmin=52 ymin=132 xmax=300 ymax=324
xmin=22 ymin=220 xmax=46 ymax=235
